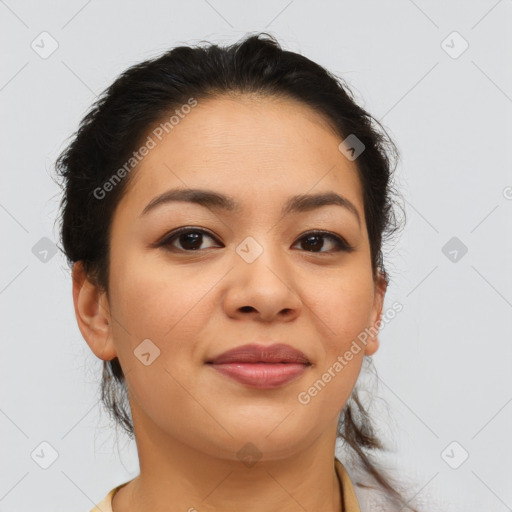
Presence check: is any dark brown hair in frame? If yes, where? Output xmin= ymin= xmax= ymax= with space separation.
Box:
xmin=55 ymin=32 xmax=419 ymax=510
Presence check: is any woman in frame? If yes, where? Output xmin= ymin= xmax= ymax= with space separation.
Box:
xmin=56 ymin=32 xmax=418 ymax=512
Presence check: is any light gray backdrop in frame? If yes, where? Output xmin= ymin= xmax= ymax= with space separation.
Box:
xmin=1 ymin=1 xmax=511 ymax=511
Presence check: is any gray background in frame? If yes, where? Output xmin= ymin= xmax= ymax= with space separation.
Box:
xmin=1 ymin=1 xmax=511 ymax=511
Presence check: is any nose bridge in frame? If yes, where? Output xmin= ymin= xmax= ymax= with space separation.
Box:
xmin=233 ymin=231 xmax=296 ymax=298
xmin=234 ymin=230 xmax=284 ymax=276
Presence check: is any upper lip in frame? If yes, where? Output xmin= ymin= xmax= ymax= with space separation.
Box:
xmin=206 ymin=343 xmax=311 ymax=365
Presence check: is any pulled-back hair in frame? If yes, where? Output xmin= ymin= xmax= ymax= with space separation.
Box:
xmin=56 ymin=32 xmax=417 ymax=510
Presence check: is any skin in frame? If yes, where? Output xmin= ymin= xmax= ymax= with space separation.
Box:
xmin=72 ymin=94 xmax=387 ymax=512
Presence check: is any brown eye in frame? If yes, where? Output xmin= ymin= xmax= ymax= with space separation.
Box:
xmin=158 ymin=228 xmax=221 ymax=252
xmin=156 ymin=228 xmax=353 ymax=254
xmin=293 ymin=231 xmax=354 ymax=253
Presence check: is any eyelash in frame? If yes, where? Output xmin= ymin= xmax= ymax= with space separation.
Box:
xmin=156 ymin=227 xmax=354 ymax=254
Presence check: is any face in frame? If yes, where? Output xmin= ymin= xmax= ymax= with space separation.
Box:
xmin=75 ymin=94 xmax=386 ymax=462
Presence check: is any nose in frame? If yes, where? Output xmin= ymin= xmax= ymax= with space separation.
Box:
xmin=222 ymin=241 xmax=303 ymax=323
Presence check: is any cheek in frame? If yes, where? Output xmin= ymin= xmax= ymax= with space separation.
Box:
xmin=110 ymin=248 xmax=207 ymax=340
xmin=108 ymin=249 xmax=223 ymax=389
xmin=310 ymin=264 xmax=375 ymax=347
xmin=108 ymin=254 xmax=212 ymax=429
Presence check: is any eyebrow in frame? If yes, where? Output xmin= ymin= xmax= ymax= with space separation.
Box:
xmin=140 ymin=188 xmax=361 ymax=226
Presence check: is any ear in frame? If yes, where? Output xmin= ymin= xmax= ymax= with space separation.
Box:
xmin=364 ymin=270 xmax=388 ymax=357
xmin=71 ymin=261 xmax=117 ymax=361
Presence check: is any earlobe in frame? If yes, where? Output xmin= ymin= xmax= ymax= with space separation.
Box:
xmin=364 ymin=271 xmax=388 ymax=357
xmin=71 ymin=262 xmax=116 ymax=361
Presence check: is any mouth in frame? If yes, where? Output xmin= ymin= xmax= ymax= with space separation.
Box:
xmin=205 ymin=343 xmax=312 ymax=389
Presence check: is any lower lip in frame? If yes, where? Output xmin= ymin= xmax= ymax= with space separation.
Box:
xmin=208 ymin=362 xmax=309 ymax=389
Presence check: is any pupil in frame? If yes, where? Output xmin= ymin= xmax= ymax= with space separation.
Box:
xmin=305 ymin=235 xmax=322 ymax=251
xmin=182 ymin=232 xmax=201 ymax=250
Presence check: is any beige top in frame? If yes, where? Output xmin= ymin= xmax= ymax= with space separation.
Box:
xmin=90 ymin=458 xmax=360 ymax=512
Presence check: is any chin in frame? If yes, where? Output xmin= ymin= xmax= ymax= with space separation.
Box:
xmin=217 ymin=418 xmax=317 ymax=458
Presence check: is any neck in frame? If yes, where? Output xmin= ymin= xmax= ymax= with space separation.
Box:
xmin=112 ymin=406 xmax=343 ymax=512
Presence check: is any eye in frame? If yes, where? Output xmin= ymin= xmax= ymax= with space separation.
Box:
xmin=157 ymin=227 xmax=221 ymax=252
xmin=292 ymin=231 xmax=354 ymax=253
xmin=156 ymin=227 xmax=353 ymax=254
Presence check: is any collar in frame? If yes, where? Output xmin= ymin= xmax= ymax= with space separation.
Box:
xmin=91 ymin=458 xmax=360 ymax=512
xmin=335 ymin=457 xmax=361 ymax=512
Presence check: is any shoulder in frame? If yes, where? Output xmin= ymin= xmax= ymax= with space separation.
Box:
xmin=89 ymin=481 xmax=129 ymax=512
xmin=89 ymin=487 xmax=116 ymax=512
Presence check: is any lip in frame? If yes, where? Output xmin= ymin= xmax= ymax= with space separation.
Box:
xmin=206 ymin=343 xmax=311 ymax=389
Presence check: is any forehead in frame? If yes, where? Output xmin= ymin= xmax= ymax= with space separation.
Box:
xmin=119 ymin=94 xmax=364 ymax=217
